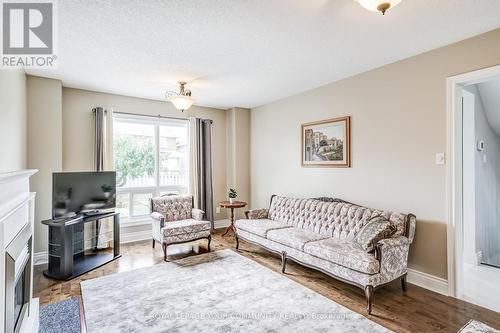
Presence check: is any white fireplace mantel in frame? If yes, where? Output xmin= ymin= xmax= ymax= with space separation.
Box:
xmin=0 ymin=169 xmax=39 ymax=333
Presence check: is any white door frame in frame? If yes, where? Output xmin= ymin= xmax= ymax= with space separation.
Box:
xmin=446 ymin=64 xmax=500 ymax=298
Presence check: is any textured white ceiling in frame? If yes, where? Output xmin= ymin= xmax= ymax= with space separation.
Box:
xmin=27 ymin=0 xmax=500 ymax=109
xmin=477 ymin=79 xmax=500 ymax=137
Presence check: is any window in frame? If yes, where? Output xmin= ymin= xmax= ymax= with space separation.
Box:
xmin=113 ymin=114 xmax=189 ymax=222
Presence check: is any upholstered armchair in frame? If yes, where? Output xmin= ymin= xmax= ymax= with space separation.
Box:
xmin=150 ymin=195 xmax=211 ymax=261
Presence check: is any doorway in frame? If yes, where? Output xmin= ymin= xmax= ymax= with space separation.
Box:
xmin=447 ymin=65 xmax=500 ymax=312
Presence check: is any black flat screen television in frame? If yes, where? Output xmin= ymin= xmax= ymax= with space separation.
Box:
xmin=52 ymin=171 xmax=116 ymax=219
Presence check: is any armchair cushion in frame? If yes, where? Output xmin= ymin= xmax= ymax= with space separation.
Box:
xmin=162 ymin=219 xmax=211 ymax=238
xmin=304 ymin=238 xmax=380 ymax=274
xmin=164 ymin=229 xmax=211 ymax=244
xmin=355 ymin=215 xmax=397 ymax=252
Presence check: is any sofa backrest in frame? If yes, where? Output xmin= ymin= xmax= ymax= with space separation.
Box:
xmin=150 ymin=195 xmax=193 ymax=222
xmin=268 ymin=195 xmax=408 ymax=240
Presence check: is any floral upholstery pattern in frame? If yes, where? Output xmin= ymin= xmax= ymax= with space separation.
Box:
xmin=303 ymin=238 xmax=380 ymax=274
xmin=150 ymin=195 xmax=211 ymax=246
xmin=164 ymin=229 xmax=211 ymax=244
xmin=151 ymin=195 xmax=193 ymax=222
xmin=355 ymin=216 xmax=397 ymax=252
xmin=162 ymin=219 xmax=211 ymax=237
xmin=266 ymin=228 xmax=328 ymax=251
xmin=376 ymin=236 xmax=410 ymax=279
xmin=235 ymin=219 xmax=292 ymax=238
xmin=236 ymin=195 xmax=415 ymax=291
xmin=245 ymin=208 xmax=269 ymax=219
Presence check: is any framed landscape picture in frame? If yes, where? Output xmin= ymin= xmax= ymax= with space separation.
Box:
xmin=301 ymin=116 xmax=351 ymax=167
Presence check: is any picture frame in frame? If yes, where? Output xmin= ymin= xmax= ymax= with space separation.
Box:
xmin=301 ymin=116 xmax=351 ymax=168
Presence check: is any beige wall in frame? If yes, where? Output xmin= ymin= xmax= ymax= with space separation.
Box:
xmin=226 ymin=108 xmax=251 ymax=219
xmin=27 ymin=76 xmax=63 ymax=253
xmin=62 ymin=87 xmax=228 ymax=222
xmin=0 ymin=70 xmax=27 ymax=172
xmin=250 ymin=29 xmax=500 ymax=279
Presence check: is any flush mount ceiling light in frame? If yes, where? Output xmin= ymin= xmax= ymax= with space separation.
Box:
xmin=166 ymin=81 xmax=195 ymax=112
xmin=356 ymin=0 xmax=401 ymax=15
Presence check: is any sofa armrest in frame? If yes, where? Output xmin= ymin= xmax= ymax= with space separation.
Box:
xmin=192 ymin=208 xmax=205 ymax=221
xmin=406 ymin=214 xmax=417 ymax=244
xmin=244 ymin=208 xmax=268 ymax=219
xmin=375 ymin=236 xmax=410 ymax=278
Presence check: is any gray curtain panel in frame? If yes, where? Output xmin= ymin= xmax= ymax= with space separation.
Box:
xmin=195 ymin=118 xmax=214 ymax=229
xmin=94 ymin=107 xmax=105 ymax=172
xmin=93 ymin=107 xmax=109 ymax=249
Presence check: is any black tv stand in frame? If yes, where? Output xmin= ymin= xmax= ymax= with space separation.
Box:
xmin=42 ymin=212 xmax=121 ymax=280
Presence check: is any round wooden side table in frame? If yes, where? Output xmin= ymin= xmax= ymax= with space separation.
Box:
xmin=219 ymin=201 xmax=247 ymax=237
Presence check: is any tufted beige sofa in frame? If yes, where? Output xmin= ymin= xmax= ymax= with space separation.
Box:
xmin=235 ymin=195 xmax=416 ymax=314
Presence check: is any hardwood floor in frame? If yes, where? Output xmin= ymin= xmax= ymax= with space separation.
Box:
xmin=34 ymin=229 xmax=500 ymax=332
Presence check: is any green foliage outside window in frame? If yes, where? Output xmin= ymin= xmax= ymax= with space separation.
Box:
xmin=114 ymin=136 xmax=155 ymax=187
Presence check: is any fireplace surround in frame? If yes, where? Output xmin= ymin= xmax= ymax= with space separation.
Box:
xmin=0 ymin=170 xmax=39 ymax=333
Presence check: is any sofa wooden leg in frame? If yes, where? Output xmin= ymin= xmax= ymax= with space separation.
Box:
xmin=152 ymin=239 xmax=155 ymax=248
xmin=281 ymin=251 xmax=287 ymax=273
xmin=401 ymin=274 xmax=407 ymax=292
xmin=235 ymin=233 xmax=240 ymax=249
xmin=162 ymin=242 xmax=168 ymax=262
xmin=207 ymin=235 xmax=212 ymax=252
xmin=365 ymin=285 xmax=373 ymax=315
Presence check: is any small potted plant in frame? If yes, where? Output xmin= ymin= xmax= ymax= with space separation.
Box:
xmin=228 ymin=188 xmax=237 ymax=204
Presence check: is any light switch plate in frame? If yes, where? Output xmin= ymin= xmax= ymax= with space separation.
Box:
xmin=435 ymin=153 xmax=445 ymax=165
xmin=216 ymin=206 xmax=221 ymax=214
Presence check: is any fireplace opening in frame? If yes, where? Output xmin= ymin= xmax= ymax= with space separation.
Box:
xmin=5 ymin=223 xmax=32 ymax=333
xmin=14 ymin=269 xmax=27 ymax=329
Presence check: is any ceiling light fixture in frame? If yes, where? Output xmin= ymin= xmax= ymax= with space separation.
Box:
xmin=356 ymin=0 xmax=401 ymax=15
xmin=166 ymin=81 xmax=195 ymax=112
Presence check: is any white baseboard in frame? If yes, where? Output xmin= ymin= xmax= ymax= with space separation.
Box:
xmin=120 ymin=229 xmax=152 ymax=244
xmin=214 ymin=219 xmax=230 ymax=229
xmin=407 ymin=268 xmax=448 ymax=296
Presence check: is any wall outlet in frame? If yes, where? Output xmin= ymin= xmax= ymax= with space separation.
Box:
xmin=477 ymin=140 xmax=485 ymax=151
xmin=435 ymin=153 xmax=445 ymax=165
xmin=216 ymin=206 xmax=221 ymax=214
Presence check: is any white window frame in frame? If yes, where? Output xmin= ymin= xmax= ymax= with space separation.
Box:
xmin=113 ymin=113 xmax=190 ymax=225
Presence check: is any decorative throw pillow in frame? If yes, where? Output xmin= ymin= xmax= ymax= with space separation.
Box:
xmin=355 ymin=216 xmax=397 ymax=252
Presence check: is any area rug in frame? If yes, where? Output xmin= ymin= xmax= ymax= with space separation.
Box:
xmin=39 ymin=297 xmax=81 ymax=333
xmin=81 ymin=249 xmax=391 ymax=332
xmin=459 ymin=320 xmax=500 ymax=333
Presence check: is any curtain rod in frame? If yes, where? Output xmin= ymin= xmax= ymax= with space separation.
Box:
xmin=113 ymin=111 xmax=213 ymax=123
xmin=113 ymin=111 xmax=188 ymax=121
